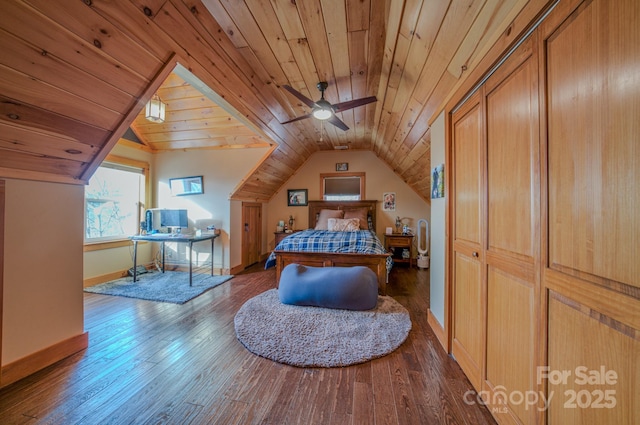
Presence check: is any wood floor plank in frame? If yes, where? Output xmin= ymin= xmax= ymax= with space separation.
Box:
xmin=353 ymin=381 xmax=375 ymax=425
xmin=353 ymin=361 xmax=372 ymax=384
xmin=371 ymin=358 xmax=395 ymax=406
xmin=0 ymin=264 xmax=496 ymax=425
xmin=374 ymin=401 xmax=398 ymax=425
xmin=281 ymin=369 xmax=324 ymax=424
xmin=387 ymin=349 xmax=423 ymax=425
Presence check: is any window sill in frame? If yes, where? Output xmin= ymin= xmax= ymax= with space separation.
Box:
xmin=83 ymin=239 xmax=139 ymax=252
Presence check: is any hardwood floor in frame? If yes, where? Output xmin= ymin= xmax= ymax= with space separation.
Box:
xmin=0 ymin=264 xmax=496 ymax=425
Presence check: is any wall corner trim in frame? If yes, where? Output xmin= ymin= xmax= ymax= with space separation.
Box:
xmin=427 ymin=309 xmax=448 ymax=352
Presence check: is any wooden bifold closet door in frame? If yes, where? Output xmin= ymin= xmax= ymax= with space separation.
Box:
xmin=451 ymin=34 xmax=540 ymax=425
xmin=451 ymin=89 xmax=485 ymax=392
xmin=540 ymin=0 xmax=640 ymax=423
xmin=450 ymin=0 xmax=640 ymax=423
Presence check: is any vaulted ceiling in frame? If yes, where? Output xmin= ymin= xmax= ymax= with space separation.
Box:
xmin=0 ymin=0 xmax=539 ymax=201
xmin=130 ymin=67 xmax=273 ymax=151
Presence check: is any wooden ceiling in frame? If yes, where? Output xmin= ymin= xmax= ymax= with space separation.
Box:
xmin=131 ymin=69 xmax=273 ymax=151
xmin=0 ymin=0 xmax=546 ymax=201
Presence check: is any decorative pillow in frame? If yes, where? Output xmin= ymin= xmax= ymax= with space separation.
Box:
xmin=344 ymin=208 xmax=370 ymax=230
xmin=327 ymin=217 xmax=360 ymax=231
xmin=314 ymin=209 xmax=344 ymax=230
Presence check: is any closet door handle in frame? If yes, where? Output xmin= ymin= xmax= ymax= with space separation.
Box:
xmin=472 ymin=251 xmax=479 ymax=257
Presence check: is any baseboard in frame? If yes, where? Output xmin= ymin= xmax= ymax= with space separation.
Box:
xmin=165 ymin=264 xmax=229 ymax=275
xmin=83 ymin=263 xmax=232 ymax=287
xmin=230 ymin=264 xmax=245 ymax=275
xmin=231 ymin=254 xmax=268 ymax=275
xmin=1 ymin=332 xmax=89 ymax=389
xmin=84 ymin=270 xmax=128 ymax=287
xmin=427 ymin=308 xmax=448 ymax=352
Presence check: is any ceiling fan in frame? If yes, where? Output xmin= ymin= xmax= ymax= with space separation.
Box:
xmin=281 ymin=82 xmax=377 ymax=131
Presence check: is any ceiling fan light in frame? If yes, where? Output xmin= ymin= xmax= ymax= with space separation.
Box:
xmin=145 ymin=94 xmax=166 ymax=123
xmin=312 ymin=107 xmax=332 ymax=120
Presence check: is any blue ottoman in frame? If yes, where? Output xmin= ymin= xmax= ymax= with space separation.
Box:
xmin=278 ymin=264 xmax=378 ymax=310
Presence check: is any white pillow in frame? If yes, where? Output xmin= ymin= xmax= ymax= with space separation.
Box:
xmin=327 ymin=218 xmax=360 ymax=231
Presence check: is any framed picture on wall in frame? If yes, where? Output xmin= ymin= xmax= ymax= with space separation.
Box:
xmin=431 ymin=164 xmax=444 ymax=198
xmin=336 ymin=162 xmax=349 ymax=171
xmin=287 ymin=189 xmax=308 ymax=206
xmin=169 ymin=175 xmax=204 ymax=196
xmin=383 ymin=192 xmax=396 ymax=211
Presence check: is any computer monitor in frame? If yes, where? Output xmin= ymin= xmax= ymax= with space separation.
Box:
xmin=160 ymin=209 xmax=188 ymax=231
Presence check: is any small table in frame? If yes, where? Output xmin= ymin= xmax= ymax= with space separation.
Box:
xmin=384 ymin=233 xmax=414 ymax=267
xmin=274 ymin=230 xmax=300 ymax=246
xmin=130 ymin=233 xmax=218 ymax=286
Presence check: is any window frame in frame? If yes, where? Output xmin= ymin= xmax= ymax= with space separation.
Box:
xmin=83 ymin=155 xmax=150 ymax=250
xmin=320 ymin=172 xmax=365 ymax=201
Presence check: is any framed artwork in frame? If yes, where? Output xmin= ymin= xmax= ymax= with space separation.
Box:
xmin=287 ymin=189 xmax=308 ymax=206
xmin=431 ymin=164 xmax=444 ymax=199
xmin=383 ymin=192 xmax=396 ymax=211
xmin=336 ymin=162 xmax=349 ymax=171
xmin=169 ymin=175 xmax=203 ymax=196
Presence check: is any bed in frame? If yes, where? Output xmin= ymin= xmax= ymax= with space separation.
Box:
xmin=266 ymin=200 xmax=392 ymax=294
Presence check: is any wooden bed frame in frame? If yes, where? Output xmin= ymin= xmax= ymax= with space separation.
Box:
xmin=274 ymin=200 xmax=391 ymax=294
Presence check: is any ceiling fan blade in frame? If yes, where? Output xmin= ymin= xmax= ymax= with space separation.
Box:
xmin=281 ymin=113 xmax=313 ymax=125
xmin=282 ymin=85 xmax=317 ymax=109
xmin=332 ymin=96 xmax=377 ymax=113
xmin=327 ymin=115 xmax=349 ymax=131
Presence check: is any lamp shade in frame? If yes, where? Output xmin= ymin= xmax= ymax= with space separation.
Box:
xmin=312 ymin=107 xmax=332 ymax=120
xmin=145 ymin=94 xmax=166 ymax=123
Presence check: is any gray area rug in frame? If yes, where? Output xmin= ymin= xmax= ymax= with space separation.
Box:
xmin=234 ymin=289 xmax=412 ymax=367
xmin=84 ymin=271 xmax=233 ymax=304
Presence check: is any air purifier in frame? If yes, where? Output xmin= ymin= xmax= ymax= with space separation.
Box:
xmin=416 ymin=218 xmax=430 ymax=269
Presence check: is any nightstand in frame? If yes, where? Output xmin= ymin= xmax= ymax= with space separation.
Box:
xmin=384 ymin=233 xmax=414 ymax=267
xmin=274 ymin=230 xmax=300 ymax=246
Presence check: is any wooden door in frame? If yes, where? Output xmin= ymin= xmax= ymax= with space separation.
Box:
xmin=242 ymin=203 xmax=262 ymax=268
xmin=450 ymin=90 xmax=485 ymax=391
xmin=541 ymin=0 xmax=640 ymax=423
xmin=483 ymin=35 xmax=540 ymax=425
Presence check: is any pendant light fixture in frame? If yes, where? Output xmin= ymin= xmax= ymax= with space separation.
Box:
xmin=145 ymin=94 xmax=166 ymax=123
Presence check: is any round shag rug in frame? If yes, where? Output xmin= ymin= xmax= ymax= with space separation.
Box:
xmin=234 ymin=289 xmax=412 ymax=367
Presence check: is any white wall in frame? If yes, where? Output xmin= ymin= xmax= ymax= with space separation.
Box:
xmin=430 ymin=112 xmax=446 ymax=327
xmin=3 ymin=179 xmax=84 ymax=364
xmin=154 ymin=147 xmax=270 ymax=272
xmin=266 ymin=150 xmax=430 ymax=251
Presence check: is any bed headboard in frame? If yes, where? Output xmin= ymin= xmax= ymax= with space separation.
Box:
xmin=308 ymin=200 xmax=378 ymax=230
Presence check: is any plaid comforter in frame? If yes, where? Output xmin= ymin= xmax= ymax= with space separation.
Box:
xmin=265 ymin=229 xmax=392 ymax=269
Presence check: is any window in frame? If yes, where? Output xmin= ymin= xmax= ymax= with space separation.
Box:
xmin=321 ymin=172 xmax=365 ymax=201
xmin=85 ymin=157 xmax=148 ymax=242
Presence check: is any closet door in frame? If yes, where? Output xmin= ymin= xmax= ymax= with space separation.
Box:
xmin=450 ymin=90 xmax=485 ymax=391
xmin=542 ymin=0 xmax=640 ymax=423
xmin=483 ymin=36 xmax=540 ymax=425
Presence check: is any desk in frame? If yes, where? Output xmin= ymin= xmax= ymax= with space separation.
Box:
xmin=130 ymin=233 xmax=218 ymax=286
